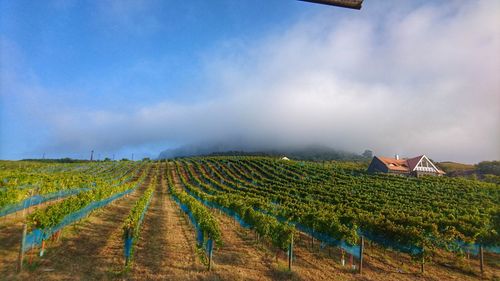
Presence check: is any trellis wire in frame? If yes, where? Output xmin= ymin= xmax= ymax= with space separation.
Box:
xmin=22 ymin=187 xmax=137 ymax=253
xmin=0 ymin=188 xmax=91 ymax=217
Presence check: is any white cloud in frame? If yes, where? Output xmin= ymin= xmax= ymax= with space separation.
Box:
xmin=94 ymin=0 xmax=162 ymax=34
xmin=3 ymin=1 xmax=500 ymax=162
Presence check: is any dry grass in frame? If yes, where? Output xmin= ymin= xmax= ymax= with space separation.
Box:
xmin=127 ymin=163 xmax=205 ymax=280
xmin=1 ymin=163 xmax=499 ymax=281
xmin=0 ymin=167 xmax=153 ymax=281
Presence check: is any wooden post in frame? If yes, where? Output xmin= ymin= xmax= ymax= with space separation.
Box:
xmin=208 ymin=238 xmax=214 ymax=271
xmin=341 ymin=249 xmax=345 ymax=266
xmin=40 ymin=240 xmax=46 ymax=257
xmin=17 ymin=224 xmax=27 ymax=273
xmin=479 ymin=245 xmax=484 ymax=274
xmin=359 ymin=236 xmax=364 ymax=274
xmin=288 ymin=234 xmax=294 ymax=271
xmin=421 ymin=254 xmax=425 ymax=274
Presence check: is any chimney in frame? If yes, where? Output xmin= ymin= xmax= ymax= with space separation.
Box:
xmin=395 ymin=154 xmax=399 ymax=160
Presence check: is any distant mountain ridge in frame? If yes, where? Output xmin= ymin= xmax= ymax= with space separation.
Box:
xmin=157 ymin=144 xmax=366 ymax=161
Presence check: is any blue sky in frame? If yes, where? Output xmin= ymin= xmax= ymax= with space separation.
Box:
xmin=1 ymin=0 xmax=499 ymax=162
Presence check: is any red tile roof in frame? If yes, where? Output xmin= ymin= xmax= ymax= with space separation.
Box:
xmin=375 ymin=155 xmax=445 ymax=174
xmin=376 ymin=156 xmax=410 ymax=172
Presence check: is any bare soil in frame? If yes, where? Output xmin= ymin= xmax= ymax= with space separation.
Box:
xmin=0 ymin=166 xmax=153 ymax=280
xmin=128 ymin=163 xmax=204 ymax=280
xmin=0 ymin=192 xmax=90 ymax=275
xmin=172 ymin=162 xmax=500 ymax=281
xmin=209 ymin=211 xmax=295 ymax=281
xmin=1 ymin=163 xmax=498 ymax=281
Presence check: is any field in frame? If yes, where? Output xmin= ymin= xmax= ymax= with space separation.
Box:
xmin=0 ymin=157 xmax=498 ymax=281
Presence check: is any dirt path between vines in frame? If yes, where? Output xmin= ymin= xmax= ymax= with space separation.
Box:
xmin=171 ymin=162 xmax=293 ymax=281
xmin=0 ymin=215 xmax=24 ymax=277
xmin=127 ymin=162 xmax=204 ymax=280
xmin=2 ymin=165 xmax=153 ymax=281
xmin=0 ymin=167 xmax=144 ymax=277
xmin=127 ymin=163 xmax=201 ymax=280
xmin=0 ymin=191 xmax=110 ymax=277
xmin=210 ymin=212 xmax=287 ymax=281
xmin=172 ymin=160 xmax=499 ymax=281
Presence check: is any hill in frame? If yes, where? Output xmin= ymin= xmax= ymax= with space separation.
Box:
xmin=437 ymin=160 xmax=500 ymax=184
xmin=437 ymin=161 xmax=475 ymax=175
xmin=158 ymin=144 xmax=366 ymax=161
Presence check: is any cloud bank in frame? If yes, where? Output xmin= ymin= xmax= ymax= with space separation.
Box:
xmin=3 ymin=1 xmax=500 ymax=162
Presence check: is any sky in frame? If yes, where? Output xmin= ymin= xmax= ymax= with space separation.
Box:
xmin=0 ymin=0 xmax=499 ymax=163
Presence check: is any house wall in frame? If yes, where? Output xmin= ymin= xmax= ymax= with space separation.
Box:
xmin=367 ymin=157 xmax=389 ymax=173
xmin=388 ymin=169 xmax=410 ymax=176
xmin=413 ymin=170 xmax=443 ymax=177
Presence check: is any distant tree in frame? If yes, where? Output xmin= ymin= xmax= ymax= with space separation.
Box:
xmin=21 ymin=158 xmax=89 ymax=163
xmin=142 ymin=157 xmax=151 ymax=162
xmin=362 ymin=150 xmax=373 ymax=159
xmin=103 ymin=157 xmax=111 ymax=161
xmin=120 ymin=158 xmax=129 ymax=161
xmin=476 ymin=161 xmax=500 ymax=176
xmin=483 ymin=174 xmax=500 ymax=185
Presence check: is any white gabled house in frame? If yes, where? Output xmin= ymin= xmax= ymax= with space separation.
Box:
xmin=367 ymin=154 xmax=445 ymax=177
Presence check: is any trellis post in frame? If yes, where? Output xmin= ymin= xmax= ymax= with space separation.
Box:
xmin=288 ymin=234 xmax=294 ymax=271
xmin=479 ymin=245 xmax=484 ymax=274
xmin=359 ymin=235 xmax=364 ymax=274
xmin=17 ymin=224 xmax=27 ymax=273
xmin=421 ymin=249 xmax=425 ymax=274
xmin=208 ymin=238 xmax=214 ymax=271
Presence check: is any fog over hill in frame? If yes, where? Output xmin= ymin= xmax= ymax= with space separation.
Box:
xmin=158 ymin=143 xmax=365 ymax=161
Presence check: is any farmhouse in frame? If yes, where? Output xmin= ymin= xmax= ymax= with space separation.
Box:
xmin=367 ymin=154 xmax=445 ymax=177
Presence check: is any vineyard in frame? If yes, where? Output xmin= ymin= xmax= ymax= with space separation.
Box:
xmin=0 ymin=158 xmax=498 ymax=280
